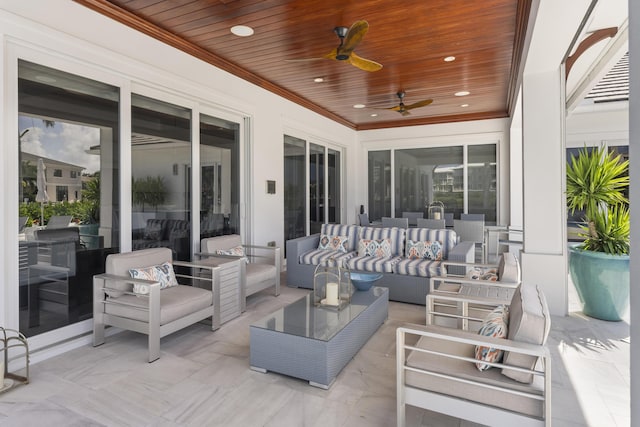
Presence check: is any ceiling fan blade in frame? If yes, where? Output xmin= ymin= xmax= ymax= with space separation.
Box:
xmin=405 ymin=99 xmax=434 ymax=110
xmin=339 ymin=20 xmax=369 ymax=56
xmin=386 ymin=105 xmax=403 ymax=112
xmin=348 ymin=51 xmax=383 ymax=72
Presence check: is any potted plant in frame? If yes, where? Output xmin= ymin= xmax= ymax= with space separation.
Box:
xmin=566 ymin=145 xmax=629 ymax=321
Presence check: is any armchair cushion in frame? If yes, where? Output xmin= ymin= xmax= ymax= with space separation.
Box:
xmin=406 ymin=333 xmax=544 ymax=418
xmin=498 ymin=252 xmax=520 ymax=283
xmin=475 ymin=305 xmax=509 ymax=371
xmin=502 ymin=284 xmax=550 ymax=383
xmin=216 ymin=245 xmax=246 ymax=257
xmin=106 ymin=247 xmax=173 ymax=297
xmin=104 ymin=285 xmax=212 ymax=325
xmin=129 ymin=261 xmax=179 ymax=295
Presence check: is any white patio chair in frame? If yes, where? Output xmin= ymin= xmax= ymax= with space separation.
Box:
xmin=427 ymin=252 xmax=521 ymax=330
xmin=398 ymin=283 xmax=551 ymax=426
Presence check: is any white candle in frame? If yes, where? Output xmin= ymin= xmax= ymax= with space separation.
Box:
xmin=326 ymin=282 xmax=339 ymax=305
xmin=0 ymin=360 xmax=4 ymax=385
xmin=434 ymin=212 xmax=441 ymax=220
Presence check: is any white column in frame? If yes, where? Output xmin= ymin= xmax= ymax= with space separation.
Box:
xmin=628 ymin=1 xmax=639 ymax=424
xmin=520 ymin=67 xmax=568 ymax=316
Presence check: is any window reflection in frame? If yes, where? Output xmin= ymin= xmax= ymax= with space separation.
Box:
xmin=18 ymin=60 xmax=120 ymax=337
xmin=131 ymin=94 xmax=192 ymax=261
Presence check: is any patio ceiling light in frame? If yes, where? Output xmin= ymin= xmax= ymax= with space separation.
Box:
xmin=230 ymin=25 xmax=254 ymax=37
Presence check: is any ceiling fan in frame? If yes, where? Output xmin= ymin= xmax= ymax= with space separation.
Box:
xmin=288 ymin=20 xmax=382 ymax=72
xmin=385 ymin=91 xmax=433 ymax=115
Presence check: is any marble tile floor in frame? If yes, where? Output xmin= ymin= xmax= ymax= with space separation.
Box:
xmin=0 ymin=274 xmax=629 ymax=427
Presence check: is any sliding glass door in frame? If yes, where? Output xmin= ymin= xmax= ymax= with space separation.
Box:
xmin=283 ymin=135 xmax=342 ymax=251
xmin=17 ymin=60 xmax=120 ymax=337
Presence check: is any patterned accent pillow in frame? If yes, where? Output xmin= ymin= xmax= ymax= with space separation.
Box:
xmin=475 ymin=305 xmax=509 ymax=371
xmin=358 ymin=238 xmax=393 ymax=257
xmin=406 ymin=240 xmax=443 ymax=261
xmin=216 ymin=245 xmax=246 ymax=257
xmin=129 ymin=262 xmax=179 ymax=295
xmin=470 ymin=267 xmax=498 ymax=281
xmin=318 ymin=234 xmax=349 ymax=253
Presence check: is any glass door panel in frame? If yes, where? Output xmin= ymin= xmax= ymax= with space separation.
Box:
xmin=131 ymin=94 xmax=191 ymax=261
xmin=368 ymin=150 xmax=391 ymax=221
xmin=200 ymin=113 xmax=240 ymax=240
xmin=18 ymin=60 xmax=120 ymax=337
xmin=468 ymin=144 xmax=497 ymax=223
xmin=327 ymin=148 xmax=341 ymax=224
xmin=283 ymin=136 xmax=306 ymax=250
xmin=309 ymin=143 xmax=325 ymax=234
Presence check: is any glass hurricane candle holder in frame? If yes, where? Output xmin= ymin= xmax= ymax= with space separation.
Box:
xmin=313 ymin=263 xmax=352 ymax=310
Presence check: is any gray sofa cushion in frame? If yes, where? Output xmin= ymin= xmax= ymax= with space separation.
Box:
xmin=394 ymin=258 xmax=443 ymax=278
xmin=358 ymin=226 xmax=406 ymax=257
xmin=346 ymin=255 xmax=402 ymax=273
xmin=406 ymin=335 xmax=544 ymax=417
xmin=300 ymin=249 xmax=357 ymax=267
xmin=502 ymin=284 xmax=550 ymax=383
xmin=405 ymin=227 xmax=458 ymax=260
xmin=320 ymin=224 xmax=360 ymax=252
xmin=105 ymin=285 xmax=212 ymax=325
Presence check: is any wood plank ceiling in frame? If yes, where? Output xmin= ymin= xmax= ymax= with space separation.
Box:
xmin=75 ymin=0 xmax=532 ymax=130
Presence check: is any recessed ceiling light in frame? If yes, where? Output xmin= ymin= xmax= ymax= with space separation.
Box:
xmin=370 ymin=113 xmax=378 ymax=117
xmin=313 ymin=77 xmax=324 ymax=83
xmin=461 ymin=104 xmax=469 ymax=107
xmin=455 ymin=91 xmax=470 ymax=96
xmin=444 ymin=56 xmax=456 ymax=62
xmin=353 ymin=104 xmax=366 ymax=109
xmin=230 ymin=25 xmax=254 ymax=37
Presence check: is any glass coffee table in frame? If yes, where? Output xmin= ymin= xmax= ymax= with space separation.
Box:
xmin=250 ymin=286 xmax=389 ymax=389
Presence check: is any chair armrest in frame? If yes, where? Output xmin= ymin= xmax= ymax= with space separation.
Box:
xmin=430 ymin=276 xmax=520 ymax=292
xmin=286 ymin=234 xmax=320 ymax=261
xmin=195 ymin=251 xmax=245 ymax=261
xmin=397 ymin=322 xmax=550 ymax=363
xmin=446 ymin=241 xmax=475 ymax=275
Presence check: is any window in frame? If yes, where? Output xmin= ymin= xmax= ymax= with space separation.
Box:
xmin=18 ymin=60 xmax=120 ymax=337
xmin=367 ymin=144 xmax=497 ymax=223
xmin=56 ymin=185 xmax=68 ymax=201
xmin=70 ymin=170 xmax=77 ymax=178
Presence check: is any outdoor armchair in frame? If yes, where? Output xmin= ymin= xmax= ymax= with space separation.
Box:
xmin=398 ymin=283 xmax=551 ymax=426
xmin=199 ymin=234 xmax=280 ymax=311
xmin=93 ymin=247 xmax=221 ymax=362
xmin=427 ymin=252 xmax=521 ymax=330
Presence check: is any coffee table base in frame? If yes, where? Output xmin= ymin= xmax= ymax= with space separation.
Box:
xmin=249 ymin=287 xmax=389 ymax=389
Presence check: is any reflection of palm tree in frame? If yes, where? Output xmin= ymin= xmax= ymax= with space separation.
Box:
xmin=132 ymin=176 xmax=167 ymax=212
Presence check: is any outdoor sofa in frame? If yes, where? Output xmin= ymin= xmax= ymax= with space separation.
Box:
xmin=286 ymin=223 xmax=475 ymax=305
